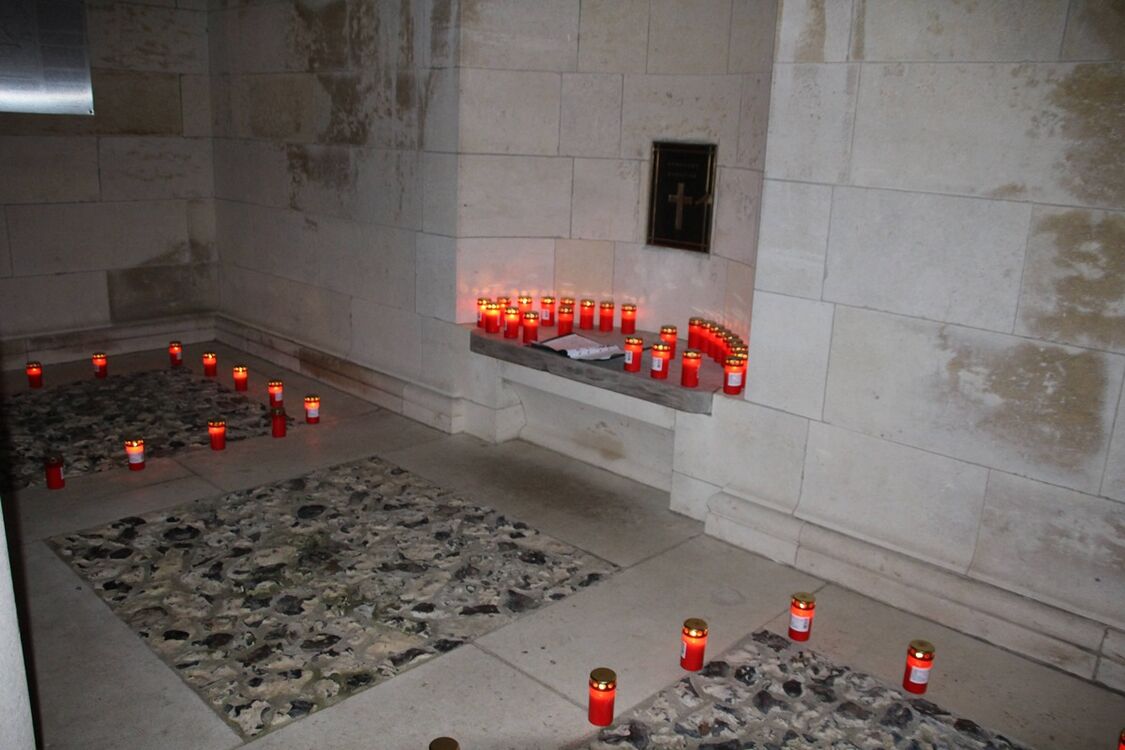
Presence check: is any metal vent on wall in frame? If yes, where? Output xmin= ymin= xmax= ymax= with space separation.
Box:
xmin=0 ymin=0 xmax=93 ymax=115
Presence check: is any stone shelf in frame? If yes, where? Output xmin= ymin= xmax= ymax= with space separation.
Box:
xmin=468 ymin=325 xmax=723 ymax=414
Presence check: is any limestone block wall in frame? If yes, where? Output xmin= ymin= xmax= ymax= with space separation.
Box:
xmin=0 ymin=0 xmax=215 ymax=349
xmin=683 ymin=0 xmax=1125 ymax=688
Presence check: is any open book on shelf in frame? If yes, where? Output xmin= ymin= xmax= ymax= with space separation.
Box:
xmin=532 ymin=333 xmax=626 ymax=361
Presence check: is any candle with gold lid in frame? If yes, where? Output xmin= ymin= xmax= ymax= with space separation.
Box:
xmin=651 ymin=343 xmax=672 ymax=380
xmin=504 ymin=306 xmax=520 ymax=338
xmin=304 ymin=395 xmax=321 ymax=424
xmin=680 ymin=350 xmax=702 ymax=388
xmin=26 ymin=361 xmax=43 ymax=389
xmin=788 ymin=592 xmax=816 ymax=641
xmin=558 ymin=305 xmax=575 ymax=336
xmin=540 ymin=295 xmax=556 ymax=326
xmin=598 ymin=300 xmax=615 ymax=332
xmin=579 ymin=299 xmax=596 ymax=330
xmin=902 ymin=640 xmax=935 ymax=694
xmin=660 ymin=325 xmax=678 ymax=358
xmin=723 ymin=355 xmax=746 ymax=395
xmin=476 ymin=297 xmax=491 ymax=328
xmin=267 ymin=379 xmax=284 ymax=408
xmin=485 ymin=302 xmax=502 ymax=333
xmin=202 ymin=351 xmax=218 ymax=377
xmin=45 ymin=453 xmax=65 ymax=489
xmin=517 ymin=295 xmax=533 ymax=316
xmin=92 ymin=352 xmax=108 ymax=379
xmin=522 ymin=311 xmax=539 ymax=343
xmin=588 ymin=667 xmax=617 ymax=726
xmin=623 ymin=336 xmax=643 ymax=373
xmin=680 ymin=618 xmax=709 ymax=671
xmin=620 ymin=303 xmax=637 ymax=335
xmin=271 ymin=407 xmax=287 ymax=438
xmin=124 ymin=439 xmax=145 ymax=471
xmin=168 ymin=341 xmax=183 ymax=368
xmin=233 ymin=365 xmax=249 ymax=391
xmin=687 ymin=318 xmax=705 ymax=349
xmin=208 ymin=420 xmax=227 ymax=451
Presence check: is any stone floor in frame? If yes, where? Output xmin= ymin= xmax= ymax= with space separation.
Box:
xmin=3 ymin=343 xmax=1123 ymax=750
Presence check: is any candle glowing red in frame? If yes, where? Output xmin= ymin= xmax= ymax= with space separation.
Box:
xmin=620 ymin=304 xmax=637 ymax=335
xmin=902 ymin=640 xmax=935 ymax=694
xmin=623 ymin=336 xmax=643 ymax=373
xmin=92 ymin=352 xmax=108 ymax=379
xmin=1118 ymin=729 xmax=1124 ymax=750
xmin=268 ymin=379 xmax=284 ymax=408
xmin=680 ymin=350 xmax=702 ymax=388
xmin=304 ymin=395 xmax=321 ymax=424
xmin=588 ymin=668 xmax=616 ymax=727
xmin=660 ymin=326 xmax=678 ymax=358
xmin=233 ymin=365 xmax=249 ymax=391
xmin=651 ymin=343 xmax=671 ymax=380
xmin=477 ymin=297 xmax=490 ymax=328
xmin=271 ymin=408 xmax=287 ymax=438
xmin=26 ymin=361 xmax=43 ymax=389
xmin=504 ymin=306 xmax=520 ymax=338
xmin=680 ymin=618 xmax=708 ymax=671
xmin=557 ymin=305 xmax=574 ymax=335
xmin=124 ymin=439 xmax=145 ymax=471
xmin=168 ymin=341 xmax=183 ymax=368
xmin=522 ymin=311 xmax=539 ymax=343
xmin=688 ymin=318 xmax=705 ymax=349
xmin=579 ymin=299 xmax=596 ymax=330
xmin=540 ymin=296 xmax=556 ymax=326
xmin=723 ymin=355 xmax=746 ymax=395
xmin=44 ymin=454 xmax=65 ymax=490
xmin=517 ymin=295 xmax=533 ymax=316
xmin=485 ymin=302 xmax=502 ymax=333
xmin=202 ymin=351 xmax=218 ymax=377
xmin=208 ymin=420 xmax=227 ymax=451
xmin=788 ymin=592 xmax=815 ymax=641
xmin=598 ymin=300 xmax=615 ymax=332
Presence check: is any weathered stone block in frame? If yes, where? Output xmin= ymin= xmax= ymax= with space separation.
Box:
xmin=212 ymin=139 xmax=291 ymax=208
xmin=722 ymin=259 xmax=755 ymax=336
xmin=1103 ymin=379 xmax=1125 ymax=501
xmin=555 ymin=238 xmax=614 ymax=299
xmin=0 ymin=137 xmax=99 ymax=204
xmin=351 ymin=296 xmax=423 ymax=380
xmin=0 ymin=210 xmax=10 ymax=277
xmin=99 ymin=137 xmax=213 ymax=200
xmin=745 ymin=292 xmax=834 ymax=419
xmin=460 ymin=0 xmax=579 ymax=71
xmin=712 ymin=167 xmax=762 ymax=266
xmin=180 ymin=74 xmax=212 ymax=137
xmin=774 ymin=0 xmax=853 ymax=62
xmin=560 ymin=73 xmax=622 ymax=158
xmin=421 ymin=68 xmax=459 ymax=153
xmin=765 ymin=63 xmax=858 ymax=183
xmin=570 ymin=159 xmax=641 ymax=242
xmin=107 ymin=263 xmax=218 ymax=322
xmin=578 ymin=0 xmax=648 ymax=73
xmin=88 ymin=2 xmax=208 ymax=73
xmin=457 ymin=238 xmax=555 ymax=310
xmin=621 ymin=75 xmax=743 ymax=165
xmin=457 ymin=155 xmax=572 ymax=237
xmin=729 ymin=0 xmax=777 ymax=73
xmin=612 ymin=242 xmax=729 ymax=332
xmin=755 ymin=179 xmax=830 ymax=299
xmin=421 ymin=152 xmax=458 ymax=236
xmin=1061 ymin=0 xmax=1125 ymax=61
xmin=736 ymin=72 xmax=771 ymax=169
xmin=647 ymin=0 xmax=732 ymax=74
xmin=415 ymin=233 xmax=458 ymax=322
xmin=0 ymin=272 xmax=111 ymax=337
xmin=459 ymin=69 xmax=561 ymax=155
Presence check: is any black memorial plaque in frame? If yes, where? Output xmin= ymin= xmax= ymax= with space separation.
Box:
xmin=646 ymin=142 xmax=716 ymax=253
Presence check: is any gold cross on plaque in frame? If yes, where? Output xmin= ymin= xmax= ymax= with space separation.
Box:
xmin=668 ymin=182 xmax=694 ymax=231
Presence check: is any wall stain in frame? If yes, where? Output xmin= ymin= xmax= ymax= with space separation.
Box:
xmin=286 ymin=144 xmax=356 ymax=209
xmin=989 ymin=182 xmax=1027 ymax=199
xmin=1071 ymin=0 xmax=1125 ymax=60
xmin=943 ymin=336 xmax=1107 ymax=470
xmin=795 ymin=0 xmax=828 ymax=62
xmin=850 ymin=0 xmax=865 ymax=60
xmin=317 ymin=73 xmax=372 ymax=145
xmin=1047 ymin=63 xmax=1125 ymax=207
xmin=292 ymin=0 xmax=349 ymax=71
xmin=1029 ymin=209 xmax=1125 ymax=351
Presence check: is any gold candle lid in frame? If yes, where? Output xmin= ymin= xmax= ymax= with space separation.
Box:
xmin=791 ymin=591 xmax=816 ymax=608
xmin=682 ymin=617 xmax=708 ymax=637
xmin=580 ymin=298 xmax=596 ymax=307
xmin=559 ymin=305 xmax=574 ymax=314
xmin=124 ymin=438 xmax=144 ymax=448
xmin=660 ymin=325 xmax=677 ymax=335
xmin=908 ymin=639 xmax=935 ymax=657
xmin=477 ymin=296 xmax=490 ymax=304
xmin=233 ymin=364 xmax=248 ymax=372
xmin=26 ymin=360 xmax=41 ymax=368
xmin=689 ymin=317 xmax=705 ymax=326
xmin=589 ymin=667 xmax=617 ymax=689
xmin=683 ymin=349 xmax=702 ymax=360
xmin=622 ymin=303 xmax=637 ymax=311
xmin=518 ymin=295 xmax=533 ymax=303
xmin=304 ymin=394 xmax=320 ymax=402
xmin=624 ymin=336 xmax=643 ymax=346
xmin=600 ymin=300 xmax=614 ymax=308
xmin=93 ymin=352 xmax=107 ymax=359
xmin=208 ymin=419 xmax=226 ymax=428
xmin=429 ymin=738 xmax=460 ymax=750
xmin=523 ymin=311 xmax=539 ymax=321
xmin=560 ymin=296 xmax=575 ymax=305
xmin=652 ymin=343 xmax=671 ymax=353
xmin=202 ymin=351 xmax=217 ymax=358
xmin=505 ymin=306 xmax=519 ymax=315
xmin=169 ymin=340 xmax=182 ymax=348
xmin=268 ymin=379 xmax=283 ymax=387
xmin=541 ymin=295 xmax=555 ymax=303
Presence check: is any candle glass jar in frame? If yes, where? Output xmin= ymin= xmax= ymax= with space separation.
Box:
xmin=540 ymin=296 xmax=556 ymax=326
xmin=93 ymin=352 xmax=108 ymax=379
xmin=579 ymin=299 xmax=596 ymax=329
xmin=268 ymin=379 xmax=284 ymax=407
xmin=680 ymin=618 xmax=709 ymax=671
xmin=723 ymin=355 xmax=746 ymax=395
xmin=522 ymin=311 xmax=540 ymax=343
xmin=688 ymin=318 xmax=705 ymax=349
xmin=504 ymin=306 xmax=520 ymax=338
xmin=202 ymin=352 xmax=218 ymax=377
xmin=620 ymin=303 xmax=637 ymax=335
xmin=124 ymin=439 xmax=145 ymax=471
xmin=660 ymin=326 xmax=678 ymax=358
xmin=681 ymin=350 xmax=702 ymax=388
xmin=558 ymin=305 xmax=575 ymax=336
xmin=26 ymin=361 xmax=43 ymax=389
xmin=486 ymin=302 xmax=502 ymax=333
xmin=233 ymin=365 xmax=249 ymax=391
xmin=168 ymin=341 xmax=183 ymax=367
xmin=517 ymin=295 xmax=533 ymax=316
xmin=588 ymin=667 xmax=617 ymax=727
xmin=599 ymin=301 xmax=615 ymax=332
xmin=45 ymin=453 xmax=65 ymax=489
xmin=788 ymin=592 xmax=816 ymax=641
xmin=271 ymin=408 xmax=287 ymax=438
xmin=208 ymin=420 xmax=227 ymax=451
xmin=902 ymin=640 xmax=935 ymax=694
xmin=623 ymin=336 xmax=644 ymax=373
xmin=304 ymin=395 xmax=321 ymax=424
xmin=651 ymin=343 xmax=672 ymax=380
xmin=477 ymin=297 xmax=491 ymax=328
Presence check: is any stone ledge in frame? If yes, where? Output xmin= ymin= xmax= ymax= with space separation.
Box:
xmin=468 ymin=325 xmax=721 ymax=414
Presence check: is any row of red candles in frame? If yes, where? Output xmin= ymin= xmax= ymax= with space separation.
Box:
xmin=586 ymin=592 xmax=939 ymax=727
xmin=475 ymin=296 xmax=749 ymax=395
xmin=35 ymin=346 xmax=321 ymax=489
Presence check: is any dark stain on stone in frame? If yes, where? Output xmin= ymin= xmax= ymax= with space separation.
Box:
xmin=795 ymin=0 xmax=828 ymax=62
xmin=108 ymin=264 xmax=219 ymax=323
xmin=429 ymin=0 xmax=456 ymax=63
xmin=1047 ymin=64 xmax=1125 ymax=207
xmin=286 ymin=144 xmax=356 ymax=208
xmin=317 ymin=73 xmax=372 ymax=145
xmin=851 ymin=0 xmax=866 ymax=61
xmin=943 ymin=336 xmax=1108 ymax=470
xmin=1029 ymin=209 xmax=1125 ymax=351
xmin=1070 ymin=0 xmax=1125 ymax=60
xmin=293 ymin=0 xmax=349 ymax=71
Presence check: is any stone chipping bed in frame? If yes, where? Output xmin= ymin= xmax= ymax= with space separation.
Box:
xmin=577 ymin=630 xmax=1031 ymax=750
xmin=50 ymin=455 xmax=616 ymax=738
xmin=1 ymin=368 xmax=290 ymax=488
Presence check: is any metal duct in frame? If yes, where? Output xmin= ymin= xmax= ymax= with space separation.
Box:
xmin=0 ymin=0 xmax=94 ymax=116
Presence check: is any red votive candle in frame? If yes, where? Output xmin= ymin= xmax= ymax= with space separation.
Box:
xmin=304 ymin=394 xmax=321 ymax=423
xmin=788 ymin=592 xmax=816 ymax=641
xmin=681 ymin=350 xmax=702 ymax=387
xmin=540 ymin=296 xmax=556 ymax=326
xmin=202 ymin=351 xmax=218 ymax=377
xmin=902 ymin=640 xmax=935 ymax=694
xmin=124 ymin=439 xmax=145 ymax=471
xmin=579 ymin=299 xmax=596 ymax=330
xmin=168 ymin=341 xmax=183 ymax=367
xmin=522 ymin=311 xmax=539 ymax=343
xmin=723 ymin=355 xmax=746 ymax=395
xmin=651 ymin=343 xmax=671 ymax=379
xmin=517 ymin=295 xmax=533 ymax=316
xmin=660 ymin=326 xmax=678 ymax=358
xmin=271 ymin=407 xmax=287 ymax=438
xmin=233 ymin=365 xmax=249 ymax=391
xmin=92 ymin=352 xmax=108 ymax=379
xmin=680 ymin=618 xmax=708 ymax=671
xmin=620 ymin=303 xmax=637 ymax=335
xmin=1118 ymin=729 xmax=1124 ymax=750
xmin=26 ymin=361 xmax=43 ymax=389
xmin=268 ymin=379 xmax=284 ymax=408
xmin=599 ymin=300 xmax=615 ymax=332
xmin=477 ymin=297 xmax=490 ymax=328
xmin=558 ymin=305 xmax=574 ymax=335
xmin=504 ymin=306 xmax=520 ymax=338
xmin=44 ymin=454 xmax=65 ymax=490
xmin=688 ymin=318 xmax=705 ymax=349
xmin=623 ymin=336 xmax=644 ymax=373
xmin=208 ymin=420 xmax=227 ymax=451
xmin=588 ymin=668 xmax=616 ymax=727
xmin=560 ymin=296 xmax=575 ymax=312
xmin=485 ymin=302 xmax=502 ymax=333
xmin=496 ymin=296 xmax=511 ymax=310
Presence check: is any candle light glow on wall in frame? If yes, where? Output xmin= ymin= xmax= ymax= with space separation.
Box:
xmin=124 ymin=439 xmax=145 ymax=471
xmin=26 ymin=361 xmax=43 ymax=389
xmin=304 ymin=394 xmax=321 ymax=423
xmin=620 ymin=303 xmax=637 ymax=335
xmin=558 ymin=305 xmax=574 ymax=335
xmin=92 ymin=352 xmax=108 ymax=379
xmin=477 ymin=297 xmax=490 ymax=328
xmin=504 ymin=306 xmax=520 ymax=338
xmin=202 ymin=351 xmax=218 ymax=377
xmin=168 ymin=341 xmax=183 ymax=367
xmin=522 ymin=311 xmax=539 ymax=343
xmin=540 ymin=296 xmax=556 ymax=326
xmin=208 ymin=420 xmax=227 ymax=451
xmin=271 ymin=408 xmax=287 ymax=438
xmin=45 ymin=454 xmax=65 ymax=489
xmin=680 ymin=618 xmax=709 ymax=671
xmin=623 ymin=336 xmax=643 ymax=373
xmin=268 ymin=379 xmax=284 ymax=408
xmin=651 ymin=343 xmax=671 ymax=379
xmin=902 ymin=640 xmax=935 ymax=694
xmin=587 ymin=667 xmax=617 ymax=726
xmin=681 ymin=350 xmax=702 ymax=388
xmin=788 ymin=592 xmax=816 ymax=641
xmin=485 ymin=302 xmax=502 ymax=333
xmin=599 ymin=300 xmax=615 ymax=332
xmin=233 ymin=365 xmax=249 ymax=391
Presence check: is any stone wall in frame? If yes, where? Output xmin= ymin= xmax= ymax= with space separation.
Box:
xmin=0 ymin=0 xmax=215 ymax=351
xmin=689 ymin=0 xmax=1124 ymax=689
